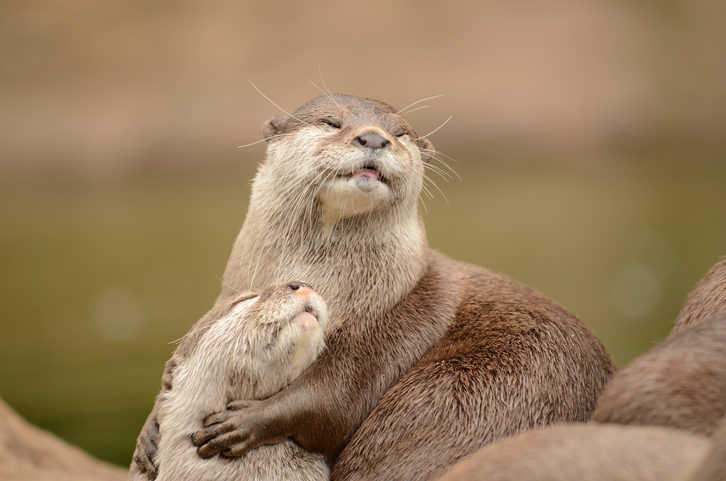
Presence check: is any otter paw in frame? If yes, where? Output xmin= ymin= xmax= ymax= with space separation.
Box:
xmin=193 ymin=426 xmax=254 ymax=459
xmin=133 ymin=420 xmax=160 ymax=479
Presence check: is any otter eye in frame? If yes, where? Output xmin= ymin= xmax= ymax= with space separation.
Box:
xmin=395 ymin=130 xmax=408 ymax=138
xmin=321 ymin=118 xmax=341 ymax=129
xmin=232 ymin=293 xmax=258 ymax=307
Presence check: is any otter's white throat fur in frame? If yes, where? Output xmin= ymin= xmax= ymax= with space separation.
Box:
xmin=221 ymin=95 xmax=434 ymax=329
xmin=154 ymin=285 xmax=329 ymax=481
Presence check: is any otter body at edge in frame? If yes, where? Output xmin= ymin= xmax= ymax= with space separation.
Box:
xmin=593 ymin=256 xmax=726 ymax=437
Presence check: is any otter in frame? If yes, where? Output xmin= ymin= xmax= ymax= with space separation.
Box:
xmin=129 ymin=282 xmax=329 ymax=481
xmin=433 ymin=423 xmax=712 ymax=481
xmin=592 ymin=312 xmax=726 ymax=437
xmin=593 ymin=256 xmax=726 ymax=437
xmin=134 ymin=94 xmax=616 ymax=480
xmin=671 ymin=257 xmax=726 ymax=337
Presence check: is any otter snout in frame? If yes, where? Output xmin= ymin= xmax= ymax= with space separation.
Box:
xmin=355 ymin=133 xmax=390 ymax=150
xmin=288 ymin=281 xmax=314 ymax=294
xmin=285 ymin=281 xmax=324 ymax=331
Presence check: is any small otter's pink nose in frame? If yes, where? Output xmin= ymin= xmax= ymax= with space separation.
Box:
xmin=288 ymin=281 xmax=314 ymax=296
xmin=355 ymin=133 xmax=390 ymax=150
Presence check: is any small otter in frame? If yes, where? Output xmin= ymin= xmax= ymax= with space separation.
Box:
xmin=593 ymin=256 xmax=726 ymax=437
xmin=129 ymin=282 xmax=329 ymax=481
xmin=135 ymin=94 xmax=616 ymax=480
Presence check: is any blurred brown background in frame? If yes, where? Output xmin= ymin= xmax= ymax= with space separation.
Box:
xmin=1 ymin=0 xmax=725 ymax=468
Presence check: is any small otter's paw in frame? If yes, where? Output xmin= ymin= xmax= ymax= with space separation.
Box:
xmin=133 ymin=419 xmax=160 ymax=479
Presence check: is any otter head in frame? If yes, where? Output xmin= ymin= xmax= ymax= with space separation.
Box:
xmin=258 ymin=94 xmax=434 ymax=228
xmin=216 ymin=282 xmax=329 ymax=399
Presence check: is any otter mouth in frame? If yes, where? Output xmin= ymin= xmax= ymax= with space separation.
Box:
xmin=345 ymin=165 xmax=386 ymax=184
xmin=291 ymin=305 xmax=319 ymax=330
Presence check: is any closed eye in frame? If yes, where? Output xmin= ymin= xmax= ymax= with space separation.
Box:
xmin=231 ymin=293 xmax=258 ymax=307
xmin=321 ymin=118 xmax=341 ymax=129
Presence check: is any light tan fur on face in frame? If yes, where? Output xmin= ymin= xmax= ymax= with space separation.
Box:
xmin=151 ymin=285 xmax=329 ymax=481
xmin=220 ymin=96 xmax=431 ymax=330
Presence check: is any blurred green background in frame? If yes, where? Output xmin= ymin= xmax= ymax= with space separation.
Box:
xmin=1 ymin=0 xmax=725 ymax=469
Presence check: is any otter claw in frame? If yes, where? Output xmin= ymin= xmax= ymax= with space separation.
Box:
xmin=133 ymin=451 xmax=158 ymax=479
xmin=191 ymin=426 xmax=221 ymax=446
xmin=203 ymin=412 xmax=228 ymax=428
xmin=197 ymin=443 xmax=221 ymax=459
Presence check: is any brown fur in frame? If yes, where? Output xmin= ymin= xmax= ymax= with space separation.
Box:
xmin=134 ymin=94 xmax=616 ymax=480
xmin=593 ymin=255 xmax=726 ymax=437
xmin=592 ymin=313 xmax=726 ymax=437
xmin=671 ymin=256 xmax=726 ymax=337
xmin=683 ymin=415 xmax=726 ymax=481
xmin=433 ymin=423 xmax=711 ymax=481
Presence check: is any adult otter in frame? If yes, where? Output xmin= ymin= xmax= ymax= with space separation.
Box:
xmin=135 ymin=94 xmax=616 ymax=480
xmin=129 ymin=282 xmax=329 ymax=481
xmin=593 ymin=257 xmax=726 ymax=436
xmin=671 ymin=257 xmax=726 ymax=337
xmin=433 ymin=423 xmax=713 ymax=481
xmin=593 ymin=312 xmax=726 ymax=437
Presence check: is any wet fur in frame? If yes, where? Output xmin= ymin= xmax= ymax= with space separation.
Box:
xmin=129 ymin=285 xmax=329 ymax=481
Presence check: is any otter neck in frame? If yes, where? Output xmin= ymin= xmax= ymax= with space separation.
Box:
xmin=219 ymin=185 xmax=428 ymax=329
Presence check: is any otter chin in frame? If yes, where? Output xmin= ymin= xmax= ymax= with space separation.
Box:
xmin=319 ymin=166 xmax=391 ymax=225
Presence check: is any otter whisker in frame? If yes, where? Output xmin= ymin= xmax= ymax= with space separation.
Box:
xmin=423 ymin=173 xmax=449 ymax=204
xmin=218 ymin=276 xmax=243 ymax=295
xmin=423 ymin=162 xmax=454 ymax=181
xmin=418 ymin=194 xmax=429 ymax=213
xmin=248 ymin=79 xmax=310 ymax=126
xmin=318 ymin=66 xmax=343 ymax=110
xmin=307 ymin=79 xmax=329 ymax=98
xmin=273 ymin=181 xmax=314 ymax=282
xmin=259 ymin=171 xmax=312 ymax=183
xmin=308 ymin=69 xmax=343 ymax=113
xmin=271 ymin=165 xmax=331 ymax=282
xmin=238 ymin=131 xmax=299 ymax=149
xmin=398 ymin=94 xmax=445 ymax=115
xmin=420 ymin=182 xmax=435 ymax=200
xmin=429 ymin=149 xmax=460 ymax=165
xmin=237 ymin=138 xmax=268 ymax=149
xmin=415 ymin=115 xmax=452 ymax=141
xmin=421 ymin=149 xmax=461 ymax=181
xmin=400 ymin=105 xmax=430 ymax=116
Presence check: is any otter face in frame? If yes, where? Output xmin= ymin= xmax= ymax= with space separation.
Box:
xmin=260 ymin=94 xmax=434 ymax=226
xmin=219 ymin=282 xmax=328 ymax=398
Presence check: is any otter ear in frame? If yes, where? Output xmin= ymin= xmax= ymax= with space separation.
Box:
xmin=417 ymin=137 xmax=434 ymax=163
xmin=262 ymin=115 xmax=289 ymax=143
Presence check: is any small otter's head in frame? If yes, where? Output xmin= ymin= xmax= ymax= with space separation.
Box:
xmin=258 ymin=94 xmax=434 ymax=227
xmin=205 ymin=282 xmax=328 ymax=399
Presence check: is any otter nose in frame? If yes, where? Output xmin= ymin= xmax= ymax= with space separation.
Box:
xmin=355 ymin=133 xmax=390 ymax=150
xmin=287 ymin=281 xmax=314 ymax=296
